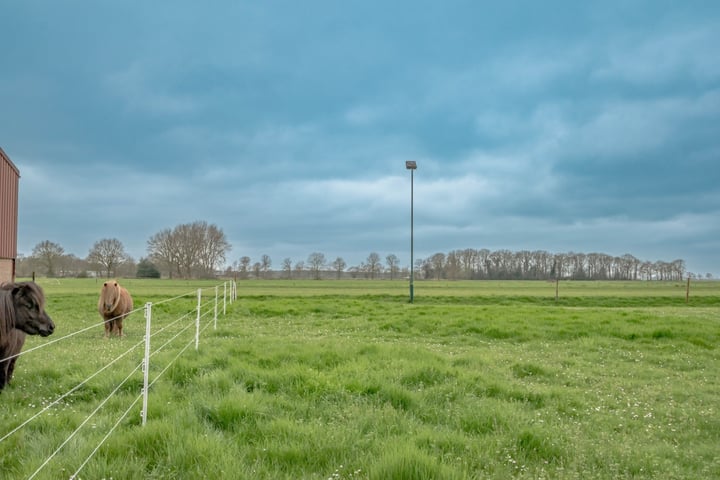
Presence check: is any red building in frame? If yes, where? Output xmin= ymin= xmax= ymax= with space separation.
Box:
xmin=0 ymin=147 xmax=20 ymax=283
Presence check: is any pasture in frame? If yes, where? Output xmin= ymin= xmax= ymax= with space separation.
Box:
xmin=1 ymin=279 xmax=719 ymax=479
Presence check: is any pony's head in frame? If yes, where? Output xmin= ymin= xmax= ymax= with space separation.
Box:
xmin=100 ymin=280 xmax=122 ymax=314
xmin=7 ymin=282 xmax=55 ymax=337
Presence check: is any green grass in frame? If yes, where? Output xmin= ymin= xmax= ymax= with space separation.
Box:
xmin=1 ymin=279 xmax=719 ymax=479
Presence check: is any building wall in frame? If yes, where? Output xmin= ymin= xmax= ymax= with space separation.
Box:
xmin=0 ymin=147 xmax=20 ymax=284
xmin=0 ymin=259 xmax=14 ymax=285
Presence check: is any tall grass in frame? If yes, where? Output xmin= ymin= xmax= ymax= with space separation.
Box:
xmin=1 ymin=279 xmax=718 ymax=479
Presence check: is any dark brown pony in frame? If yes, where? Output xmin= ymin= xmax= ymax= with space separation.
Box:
xmin=98 ymin=279 xmax=133 ymax=338
xmin=0 ymin=282 xmax=55 ymax=390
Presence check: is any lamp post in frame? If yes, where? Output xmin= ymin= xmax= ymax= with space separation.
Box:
xmin=405 ymin=160 xmax=417 ymax=303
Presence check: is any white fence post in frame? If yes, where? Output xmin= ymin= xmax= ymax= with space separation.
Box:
xmin=223 ymin=282 xmax=227 ymax=316
xmin=214 ymin=286 xmax=218 ymax=330
xmin=195 ymin=289 xmax=201 ymax=351
xmin=142 ymin=302 xmax=152 ymax=426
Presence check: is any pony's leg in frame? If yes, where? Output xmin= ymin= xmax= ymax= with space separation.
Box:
xmin=6 ymin=358 xmax=18 ymax=384
xmin=0 ymin=361 xmax=7 ymax=390
xmin=118 ymin=318 xmax=123 ymax=337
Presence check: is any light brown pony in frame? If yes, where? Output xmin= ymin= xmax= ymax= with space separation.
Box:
xmin=1 ymin=282 xmax=55 ymax=390
xmin=98 ymin=279 xmax=133 ymax=338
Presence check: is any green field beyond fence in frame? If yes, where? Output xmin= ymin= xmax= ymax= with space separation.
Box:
xmin=2 ymin=279 xmax=719 ymax=479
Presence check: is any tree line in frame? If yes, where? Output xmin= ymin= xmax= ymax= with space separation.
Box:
xmin=416 ymin=249 xmax=692 ymax=281
xmin=229 ymin=252 xmax=404 ymax=280
xmin=17 ymin=221 xmax=231 ymax=280
xmin=16 ymin=221 xmax=705 ymax=280
xmin=229 ymin=249 xmax=696 ymax=281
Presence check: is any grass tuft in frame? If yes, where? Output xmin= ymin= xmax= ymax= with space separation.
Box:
xmin=368 ymin=444 xmax=464 ymax=480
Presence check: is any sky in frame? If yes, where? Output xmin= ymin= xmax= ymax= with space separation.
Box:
xmin=1 ymin=1 xmax=719 ymax=276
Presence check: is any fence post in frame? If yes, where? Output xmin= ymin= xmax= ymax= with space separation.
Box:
xmin=142 ymin=302 xmax=152 ymax=426
xmin=214 ymin=286 xmax=218 ymax=330
xmin=223 ymin=282 xmax=227 ymax=315
xmin=195 ymin=289 xmax=201 ymax=351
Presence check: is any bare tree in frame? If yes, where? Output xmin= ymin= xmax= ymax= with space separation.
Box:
xmin=430 ymin=252 xmax=446 ymax=280
xmin=307 ymin=252 xmax=326 ymax=280
xmin=294 ymin=260 xmax=305 ymax=278
xmin=147 ymin=221 xmax=231 ymax=279
xmin=366 ymin=252 xmax=382 ymax=279
xmin=31 ymin=240 xmax=65 ymax=277
xmin=146 ymin=228 xmax=180 ymax=278
xmin=62 ymin=254 xmax=89 ymax=277
xmin=459 ymin=249 xmax=477 ymax=279
xmin=671 ymin=259 xmax=686 ymax=281
xmin=238 ymin=256 xmax=251 ymax=279
xmin=87 ymin=238 xmax=128 ymax=278
xmin=446 ymin=251 xmax=461 ymax=280
xmin=196 ymin=222 xmax=232 ymax=277
xmin=261 ymin=254 xmax=272 ymax=278
xmin=385 ymin=254 xmax=399 ymax=280
xmin=331 ymin=257 xmax=346 ymax=279
xmin=282 ymin=258 xmax=293 ymax=279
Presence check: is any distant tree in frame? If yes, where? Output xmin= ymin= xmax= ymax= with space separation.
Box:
xmin=294 ymin=261 xmax=305 ymax=278
xmin=14 ymin=253 xmax=33 ymax=278
xmin=307 ymin=252 xmax=326 ymax=280
xmin=419 ymin=257 xmax=432 ymax=280
xmin=137 ymin=258 xmax=161 ymax=278
xmin=671 ymin=259 xmax=686 ymax=281
xmin=459 ymin=248 xmax=478 ymax=279
xmin=237 ymin=256 xmax=251 ymax=279
xmin=147 ymin=221 xmax=231 ymax=278
xmin=87 ymin=238 xmax=128 ymax=278
xmin=385 ymin=254 xmax=399 ymax=280
xmin=445 ymin=251 xmax=461 ymax=280
xmin=282 ymin=258 xmax=293 ymax=279
xmin=366 ymin=252 xmax=382 ymax=279
xmin=331 ymin=257 xmax=346 ymax=279
xmin=197 ymin=222 xmax=231 ymax=277
xmin=63 ymin=254 xmax=90 ymax=277
xmin=347 ymin=265 xmax=360 ymax=279
xmin=261 ymin=254 xmax=272 ymax=278
xmin=252 ymin=262 xmax=262 ymax=279
xmin=31 ymin=240 xmax=65 ymax=277
xmin=116 ymin=256 xmax=137 ymax=278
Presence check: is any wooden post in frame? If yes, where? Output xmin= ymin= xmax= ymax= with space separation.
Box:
xmin=555 ymin=278 xmax=559 ymax=302
xmin=686 ymin=276 xmax=690 ymax=304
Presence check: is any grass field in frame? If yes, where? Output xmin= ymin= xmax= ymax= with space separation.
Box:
xmin=1 ymin=279 xmax=719 ymax=479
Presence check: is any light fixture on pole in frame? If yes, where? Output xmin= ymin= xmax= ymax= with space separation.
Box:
xmin=405 ymin=160 xmax=417 ymax=303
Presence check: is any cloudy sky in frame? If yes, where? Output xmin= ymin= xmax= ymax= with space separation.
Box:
xmin=2 ymin=1 xmax=719 ymax=276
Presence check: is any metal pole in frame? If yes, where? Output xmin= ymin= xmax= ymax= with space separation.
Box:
xmin=410 ymin=168 xmax=414 ymax=303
